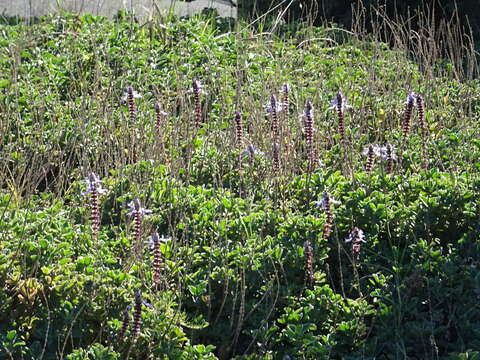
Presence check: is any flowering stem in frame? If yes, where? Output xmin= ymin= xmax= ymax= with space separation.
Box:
xmin=83 ymin=172 xmax=106 ymax=240
xmin=126 ymin=85 xmax=141 ymax=162
xmin=270 ymin=94 xmax=279 ymax=140
xmin=322 ymin=192 xmax=333 ymax=240
xmin=272 ymin=143 xmax=280 ymax=175
xmin=336 ymin=91 xmax=347 ymax=142
xmin=402 ymin=93 xmax=415 ymax=137
xmin=303 ymin=101 xmax=315 ymax=173
xmin=234 ymin=111 xmax=243 ymax=146
xmin=128 ymin=198 xmax=152 ymax=258
xmin=270 ymin=94 xmax=280 ymax=175
xmin=151 ymin=233 xmax=162 ymax=285
xmin=304 ymin=241 xmax=314 ymax=289
xmin=416 ymin=94 xmax=426 ymax=133
xmin=365 ymin=145 xmax=375 ymax=174
xmin=233 ymin=112 xmax=245 ymax=177
xmin=282 ymin=84 xmax=292 ymax=168
xmin=133 ymin=212 xmax=141 ymax=248
xmin=132 ymin=291 xmax=143 ymax=338
xmin=346 ymin=227 xmax=365 ymax=297
xmin=90 ymin=187 xmax=100 ymax=239
xmin=385 ymin=144 xmax=394 ymax=174
xmin=416 ymin=94 xmax=428 ymax=169
xmin=127 ymin=86 xmax=137 ymax=125
xmin=118 ymin=306 xmax=131 ymax=341
xmin=282 ymin=83 xmax=289 ymax=122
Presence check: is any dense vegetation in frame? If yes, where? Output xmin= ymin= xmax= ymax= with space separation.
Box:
xmin=1 ymin=10 xmax=480 ymax=360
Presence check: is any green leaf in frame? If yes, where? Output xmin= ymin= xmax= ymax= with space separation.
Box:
xmin=6 ymin=330 xmax=16 ymax=341
xmin=38 ymin=239 xmax=49 ymax=249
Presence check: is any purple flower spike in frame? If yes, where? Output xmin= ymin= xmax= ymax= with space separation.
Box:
xmin=402 ymin=92 xmax=416 ymax=137
xmin=314 ymin=192 xmax=340 ymax=240
xmin=244 ymin=144 xmax=262 ymax=157
xmin=314 ymin=193 xmax=340 ymax=210
xmin=82 ymin=172 xmax=107 ymax=196
xmin=127 ymin=198 xmax=152 ymax=218
xmin=154 ymin=103 xmax=169 ymax=136
xmin=302 ymin=101 xmax=316 ymax=172
xmin=149 ymin=232 xmax=170 ymax=285
xmin=379 ymin=144 xmax=396 ymax=174
xmin=121 ymin=86 xmax=142 ymax=102
xmin=416 ymin=94 xmax=426 ymax=133
xmin=329 ymin=91 xmax=352 ymax=112
xmin=405 ymin=92 xmax=417 ymax=106
xmin=241 ymin=144 xmax=262 ymax=157
xmin=281 ymin=83 xmax=290 ymax=119
xmin=128 ymin=198 xmax=152 ymax=258
xmin=362 ymin=145 xmax=382 ymax=157
xmin=379 ymin=145 xmax=398 ymax=161
xmin=362 ymin=145 xmax=378 ymax=173
xmin=154 ymin=103 xmax=169 ymax=117
xmin=118 ymin=305 xmax=131 ymax=341
xmin=147 ymin=232 xmax=171 ymax=250
xmin=188 ymin=79 xmax=207 ymax=95
xmin=303 ymin=100 xmax=313 ymax=118
xmin=265 ymin=95 xmax=284 ymax=115
xmin=241 ymin=144 xmax=262 ymax=167
xmin=345 ymin=227 xmax=366 ymax=259
xmin=132 ymin=291 xmax=143 ymax=338
xmin=304 ymin=241 xmax=314 ymax=288
xmin=330 ymin=91 xmax=351 ymax=142
xmin=189 ymin=79 xmax=206 ymax=128
xmin=234 ymin=111 xmax=243 ymax=146
xmin=122 ymin=86 xmax=142 ymax=127
xmin=345 ymin=227 xmax=366 ymax=244
xmin=82 ymin=172 xmax=107 ymax=240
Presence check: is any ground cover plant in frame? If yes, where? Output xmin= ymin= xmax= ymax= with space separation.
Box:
xmin=1 ymin=6 xmax=480 ymax=360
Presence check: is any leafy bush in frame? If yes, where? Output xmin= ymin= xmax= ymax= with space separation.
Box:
xmin=0 ymin=12 xmax=479 ymax=360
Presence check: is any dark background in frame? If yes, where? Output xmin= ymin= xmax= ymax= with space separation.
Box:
xmin=239 ymin=0 xmax=480 ymax=47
